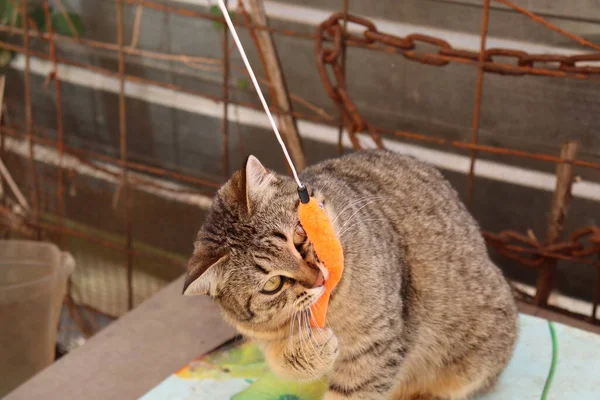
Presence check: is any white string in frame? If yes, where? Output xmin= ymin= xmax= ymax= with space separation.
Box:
xmin=218 ymin=0 xmax=303 ymax=188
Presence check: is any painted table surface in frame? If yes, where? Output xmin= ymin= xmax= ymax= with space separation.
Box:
xmin=140 ymin=314 xmax=600 ymax=400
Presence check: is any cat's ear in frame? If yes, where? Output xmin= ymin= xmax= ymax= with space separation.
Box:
xmin=221 ymin=155 xmax=274 ymax=215
xmin=183 ymin=254 xmax=227 ymax=297
xmin=223 ymin=167 xmax=248 ymax=213
xmin=244 ymin=155 xmax=276 ymax=213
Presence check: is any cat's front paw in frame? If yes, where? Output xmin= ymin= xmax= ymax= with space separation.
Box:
xmin=264 ymin=327 xmax=339 ymax=381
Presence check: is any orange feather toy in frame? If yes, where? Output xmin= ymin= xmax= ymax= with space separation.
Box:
xmin=298 ymin=198 xmax=344 ymax=328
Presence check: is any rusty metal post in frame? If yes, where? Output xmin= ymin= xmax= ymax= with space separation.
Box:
xmin=337 ymin=0 xmax=350 ymax=155
xmin=466 ymin=0 xmax=491 ymax=208
xmin=43 ymin=0 xmax=65 ymax=244
xmin=593 ymin=262 xmax=600 ymax=324
xmin=0 ymin=75 xmax=5 ymax=203
xmin=43 ymin=0 xmax=95 ymax=336
xmin=116 ymin=0 xmax=135 ymax=310
xmin=534 ymin=140 xmax=579 ymax=306
xmin=22 ymin=0 xmax=41 ymax=238
xmin=222 ymin=22 xmax=230 ymax=179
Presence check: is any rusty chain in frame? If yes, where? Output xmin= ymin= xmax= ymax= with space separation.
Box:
xmin=483 ymin=226 xmax=600 ymax=268
xmin=315 ymin=13 xmax=600 ymax=149
xmin=317 ymin=13 xmax=600 ymax=81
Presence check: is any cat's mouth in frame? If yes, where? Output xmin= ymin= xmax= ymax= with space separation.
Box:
xmin=316 ymin=263 xmax=329 ymax=283
xmin=309 ymin=268 xmax=327 ymax=306
xmin=313 ymin=268 xmax=326 ymax=288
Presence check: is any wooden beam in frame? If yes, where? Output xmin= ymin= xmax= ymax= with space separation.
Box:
xmin=534 ymin=140 xmax=578 ymax=306
xmin=246 ymin=0 xmax=306 ymax=171
xmin=0 ymin=75 xmax=4 ymax=200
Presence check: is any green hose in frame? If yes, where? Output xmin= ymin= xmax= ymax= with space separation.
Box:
xmin=541 ymin=321 xmax=558 ymax=400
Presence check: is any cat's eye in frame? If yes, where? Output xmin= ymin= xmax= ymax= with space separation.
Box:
xmin=262 ymin=275 xmax=285 ymax=294
xmin=293 ymin=224 xmax=307 ymax=246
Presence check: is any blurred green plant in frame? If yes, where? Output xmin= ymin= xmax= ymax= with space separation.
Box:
xmin=209 ymin=4 xmax=235 ymax=31
xmin=0 ymin=0 xmax=85 ymax=67
xmin=236 ymin=77 xmax=249 ymax=90
xmin=210 ymin=5 xmax=248 ymax=90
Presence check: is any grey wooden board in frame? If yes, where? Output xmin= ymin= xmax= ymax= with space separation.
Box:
xmin=3 ymin=275 xmax=237 ymax=400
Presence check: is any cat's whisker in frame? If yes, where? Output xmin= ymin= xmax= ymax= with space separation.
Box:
xmin=331 ymin=195 xmax=386 ymax=225
xmin=291 ymin=307 xmax=300 ymax=340
xmin=305 ymin=306 xmax=335 ymax=384
xmin=308 ymin=303 xmax=328 ymax=341
xmin=330 ymin=195 xmax=374 ymax=224
xmin=306 ymin=315 xmax=327 ymax=384
xmin=296 ymin=313 xmax=313 ymax=378
xmin=303 ymin=311 xmax=317 ymax=349
xmin=300 ymin=311 xmax=326 ymax=384
xmin=291 ymin=298 xmax=307 ymax=337
xmin=299 ymin=312 xmax=319 ymax=380
xmin=304 ymin=306 xmax=325 ymax=344
xmin=335 ymin=198 xmax=383 ymax=236
xmin=338 ymin=218 xmax=390 ymax=238
xmin=288 ymin=308 xmax=296 ymax=345
xmin=314 ymin=322 xmax=329 ymax=343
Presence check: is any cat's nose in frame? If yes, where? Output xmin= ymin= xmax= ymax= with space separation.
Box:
xmin=312 ymin=269 xmax=325 ymax=288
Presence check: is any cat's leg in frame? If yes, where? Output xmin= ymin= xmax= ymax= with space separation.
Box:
xmin=323 ymin=347 xmax=404 ymax=400
xmin=322 ymin=376 xmax=401 ymax=400
xmin=424 ymin=365 xmax=497 ymax=400
xmin=262 ymin=327 xmax=339 ymax=381
xmin=322 ymin=394 xmax=437 ymax=400
xmin=322 ymin=372 xmax=400 ymax=400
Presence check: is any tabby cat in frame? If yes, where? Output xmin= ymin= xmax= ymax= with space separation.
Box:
xmin=183 ymin=150 xmax=518 ymax=399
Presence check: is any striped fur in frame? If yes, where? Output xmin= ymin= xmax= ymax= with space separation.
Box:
xmin=184 ymin=150 xmax=518 ymax=399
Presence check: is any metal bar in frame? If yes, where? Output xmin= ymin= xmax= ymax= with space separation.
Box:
xmin=0 ymin=75 xmax=5 ymax=203
xmin=0 ymin=125 xmax=222 ymax=190
xmin=0 ymin=38 xmax=331 ymax=125
xmin=593 ymin=262 xmax=600 ymax=324
xmin=26 ymin=219 xmax=186 ymax=269
xmin=43 ymin=0 xmax=65 ymax=244
xmin=494 ymin=0 xmax=600 ymax=52
xmin=0 ymin=24 xmax=222 ymax=66
xmin=1 ymin=7 xmax=600 ymax=82
xmin=42 ymin=0 xmax=96 ymax=338
xmin=337 ymin=0 xmax=350 ymax=155
xmin=115 ymin=0 xmax=135 ymax=310
xmin=122 ymin=0 xmax=314 ymax=40
xmin=222 ymin=21 xmax=230 ymax=179
xmin=375 ymin=126 xmax=600 ymax=171
xmin=22 ymin=0 xmax=40 ymax=238
xmin=3 ymin=109 xmax=600 ymax=174
xmin=466 ymin=0 xmax=491 ymax=208
xmin=0 ymin=159 xmax=30 ymax=210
